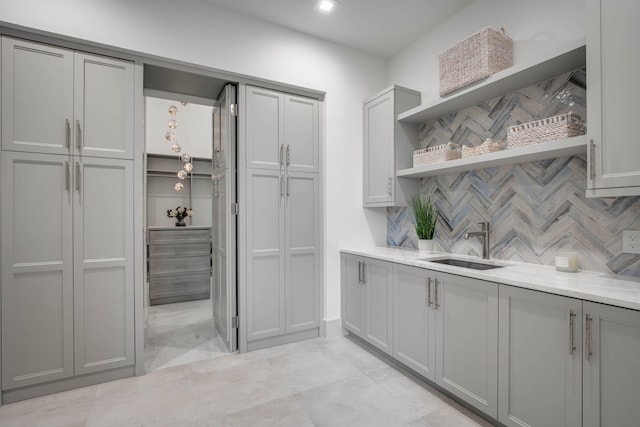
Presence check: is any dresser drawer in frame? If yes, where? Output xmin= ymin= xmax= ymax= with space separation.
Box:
xmin=148 ymin=228 xmax=210 ymax=244
xmin=149 ymin=272 xmax=210 ymax=299
xmin=148 ymin=255 xmax=211 ymax=276
xmin=148 ymin=241 xmax=211 ymax=258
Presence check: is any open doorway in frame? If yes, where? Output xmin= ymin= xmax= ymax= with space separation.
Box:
xmin=142 ymin=65 xmax=238 ymax=372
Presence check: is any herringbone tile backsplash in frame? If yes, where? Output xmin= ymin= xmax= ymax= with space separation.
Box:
xmin=387 ymin=69 xmax=640 ymax=276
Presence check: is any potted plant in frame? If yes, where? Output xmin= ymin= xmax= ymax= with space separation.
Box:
xmin=411 ymin=194 xmax=437 ymax=253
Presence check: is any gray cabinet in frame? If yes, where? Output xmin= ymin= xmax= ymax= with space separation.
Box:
xmin=147 ymin=228 xmax=212 ymax=306
xmin=392 ymin=264 xmax=436 ymax=380
xmin=363 ymin=85 xmax=420 ymax=207
xmin=245 ymin=85 xmax=318 ymax=173
xmin=498 ymin=285 xmax=582 ymax=427
xmin=341 ymin=254 xmax=393 ymax=354
xmin=583 ymin=301 xmax=640 ymax=427
xmin=1 ymin=37 xmax=134 ymax=160
xmin=244 ymin=86 xmax=320 ymax=349
xmin=435 ymin=272 xmax=498 ymax=419
xmin=1 ymin=152 xmax=134 ymax=389
xmin=586 ymin=0 xmax=640 ymax=196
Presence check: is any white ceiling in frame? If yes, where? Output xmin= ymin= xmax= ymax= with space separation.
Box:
xmin=204 ymin=0 xmax=473 ymax=58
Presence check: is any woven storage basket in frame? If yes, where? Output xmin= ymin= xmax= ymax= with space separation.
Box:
xmin=507 ymin=112 xmax=585 ymax=149
xmin=439 ymin=27 xmax=513 ymax=97
xmin=461 ymin=138 xmax=504 ymax=158
xmin=413 ymin=142 xmax=461 ymax=166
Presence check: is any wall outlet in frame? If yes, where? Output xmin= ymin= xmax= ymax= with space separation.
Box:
xmin=623 ymin=230 xmax=640 ymax=254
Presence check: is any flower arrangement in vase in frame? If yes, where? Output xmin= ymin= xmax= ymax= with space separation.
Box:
xmin=411 ymin=194 xmax=437 ymax=253
xmin=167 ymin=206 xmax=192 ymax=226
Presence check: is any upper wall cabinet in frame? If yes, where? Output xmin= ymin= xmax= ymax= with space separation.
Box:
xmin=363 ymin=85 xmax=420 ymax=207
xmin=1 ymin=37 xmax=134 ymax=159
xmin=245 ymin=86 xmax=318 ymax=173
xmin=586 ymin=0 xmax=640 ymax=197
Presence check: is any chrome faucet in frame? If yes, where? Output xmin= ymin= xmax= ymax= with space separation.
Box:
xmin=464 ymin=222 xmax=490 ymax=259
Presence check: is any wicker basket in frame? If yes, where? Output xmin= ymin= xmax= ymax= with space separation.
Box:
xmin=461 ymin=138 xmax=504 ymax=158
xmin=413 ymin=142 xmax=461 ymax=166
xmin=439 ymin=27 xmax=513 ymax=97
xmin=507 ymin=112 xmax=585 ymax=149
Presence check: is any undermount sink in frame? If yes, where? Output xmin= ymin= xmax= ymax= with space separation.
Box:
xmin=419 ymin=257 xmax=506 ymax=270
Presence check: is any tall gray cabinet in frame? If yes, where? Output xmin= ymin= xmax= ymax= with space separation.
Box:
xmin=244 ymin=86 xmax=320 ymax=350
xmin=1 ymin=36 xmax=135 ymax=399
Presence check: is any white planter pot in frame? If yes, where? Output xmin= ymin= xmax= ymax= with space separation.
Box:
xmin=418 ymin=239 xmax=434 ymax=253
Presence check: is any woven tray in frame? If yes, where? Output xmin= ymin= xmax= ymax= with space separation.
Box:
xmin=461 ymin=138 xmax=504 ymax=158
xmin=507 ymin=112 xmax=585 ymax=149
xmin=439 ymin=27 xmax=513 ymax=96
xmin=413 ymin=142 xmax=461 ymax=166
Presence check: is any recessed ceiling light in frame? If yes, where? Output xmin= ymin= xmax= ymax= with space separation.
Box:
xmin=316 ymin=0 xmax=336 ymax=13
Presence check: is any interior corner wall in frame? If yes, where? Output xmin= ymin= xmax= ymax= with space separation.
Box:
xmin=0 ymin=0 xmax=389 ymax=322
xmin=387 ymin=0 xmax=587 ymax=99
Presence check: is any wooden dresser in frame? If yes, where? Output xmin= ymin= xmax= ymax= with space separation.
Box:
xmin=147 ymin=227 xmax=211 ymax=305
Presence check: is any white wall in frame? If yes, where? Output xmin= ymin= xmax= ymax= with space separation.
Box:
xmin=388 ymin=0 xmax=586 ymax=99
xmin=0 ymin=0 xmax=388 ymax=323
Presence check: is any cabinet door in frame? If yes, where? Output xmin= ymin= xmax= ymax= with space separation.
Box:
xmin=583 ymin=301 xmax=640 ymax=427
xmin=285 ymin=172 xmax=320 ymax=333
xmin=74 ymin=53 xmax=134 ymax=159
xmin=74 ymin=158 xmax=134 ymax=374
xmin=284 ymin=95 xmax=318 ymax=173
xmin=245 ymin=169 xmax=285 ymax=341
xmin=363 ymin=258 xmax=393 ymax=354
xmin=245 ymin=86 xmax=283 ymax=170
xmin=587 ymin=0 xmax=640 ymax=195
xmin=341 ymin=254 xmax=364 ymax=336
xmin=498 ymin=286 xmax=582 ymax=427
xmin=1 ymin=152 xmax=74 ymax=389
xmin=392 ymin=264 xmax=436 ymax=380
xmin=1 ymin=37 xmax=74 ymax=155
xmin=363 ymin=90 xmax=394 ymax=206
xmin=435 ymin=273 xmax=498 ymax=418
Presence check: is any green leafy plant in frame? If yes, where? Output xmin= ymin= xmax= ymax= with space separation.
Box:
xmin=411 ymin=194 xmax=437 ymax=240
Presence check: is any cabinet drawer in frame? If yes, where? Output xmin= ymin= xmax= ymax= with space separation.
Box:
xmin=148 ymin=256 xmax=211 ymax=276
xmin=149 ymin=272 xmax=210 ymax=298
xmin=148 ymin=229 xmax=210 ymax=244
xmin=148 ymin=242 xmax=211 ymax=258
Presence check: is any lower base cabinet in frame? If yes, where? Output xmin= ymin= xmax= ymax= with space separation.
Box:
xmin=341 ymin=254 xmax=393 ymax=354
xmin=342 ymin=254 xmax=640 ymax=426
xmin=498 ymin=286 xmax=583 ymax=427
xmin=583 ymin=301 xmax=640 ymax=427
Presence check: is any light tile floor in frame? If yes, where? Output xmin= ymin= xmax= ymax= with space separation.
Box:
xmin=145 ymin=299 xmax=229 ymax=372
xmin=0 ymin=334 xmax=496 ymax=426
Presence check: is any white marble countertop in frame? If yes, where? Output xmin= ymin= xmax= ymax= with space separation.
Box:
xmin=341 ymin=246 xmax=640 ymax=311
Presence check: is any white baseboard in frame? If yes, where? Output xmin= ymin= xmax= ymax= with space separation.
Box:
xmin=323 ymin=317 xmax=343 ymax=338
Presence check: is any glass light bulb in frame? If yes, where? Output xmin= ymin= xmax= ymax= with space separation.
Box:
xmin=171 ymin=143 xmax=182 ymax=153
xmin=165 ymin=132 xmax=175 ymax=141
xmin=168 ymin=105 xmax=178 ymax=116
xmin=183 ymin=162 xmax=193 ymax=172
xmin=174 ymin=182 xmax=184 ymax=192
xmin=181 ymin=153 xmax=191 ymax=163
xmin=177 ymin=170 xmax=187 ymax=179
xmin=168 ymin=119 xmax=177 ymax=129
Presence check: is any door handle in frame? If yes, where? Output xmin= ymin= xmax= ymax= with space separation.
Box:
xmin=76 ymin=120 xmax=82 ymax=150
xmin=434 ymin=279 xmax=440 ymax=309
xmin=427 ymin=277 xmax=432 ymax=307
xmin=279 ymin=144 xmax=284 ymax=167
xmin=585 ymin=314 xmax=593 ymax=361
xmin=589 ymin=139 xmax=596 ymax=181
xmin=75 ymin=161 xmax=81 ymax=192
xmin=65 ymin=161 xmax=70 ymax=191
xmin=65 ymin=119 xmax=71 ymax=149
xmin=286 ymin=144 xmax=290 ymax=167
xmin=569 ymin=309 xmax=576 ymax=355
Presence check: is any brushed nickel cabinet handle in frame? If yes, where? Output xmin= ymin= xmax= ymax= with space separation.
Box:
xmin=76 ymin=120 xmax=82 ymax=150
xmin=589 ymin=139 xmax=596 ymax=181
xmin=279 ymin=144 xmax=284 ymax=166
xmin=434 ymin=279 xmax=440 ymax=309
xmin=387 ymin=177 xmax=392 ymax=196
xmin=65 ymin=119 xmax=70 ymax=149
xmin=65 ymin=161 xmax=70 ymax=191
xmin=280 ymin=175 xmax=284 ymax=197
xmin=75 ymin=161 xmax=81 ymax=192
xmin=286 ymin=175 xmax=290 ymax=197
xmin=286 ymin=144 xmax=290 ymax=167
xmin=361 ymin=262 xmax=366 ymax=284
xmin=585 ymin=314 xmax=593 ymax=361
xmin=358 ymin=261 xmax=362 ymax=284
xmin=569 ymin=309 xmax=576 ymax=355
xmin=427 ymin=277 xmax=432 ymax=307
